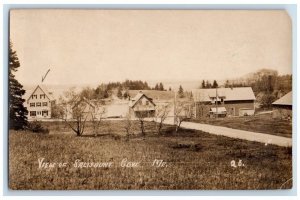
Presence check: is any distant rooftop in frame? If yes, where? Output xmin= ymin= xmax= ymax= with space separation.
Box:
xmin=192 ymin=87 xmax=256 ymax=102
xmin=272 ymin=91 xmax=292 ymax=106
xmin=128 ymin=90 xmax=175 ymax=101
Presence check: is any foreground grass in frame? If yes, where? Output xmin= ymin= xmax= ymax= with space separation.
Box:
xmin=190 ymin=113 xmax=292 ymax=138
xmin=9 ymin=121 xmax=292 ymax=190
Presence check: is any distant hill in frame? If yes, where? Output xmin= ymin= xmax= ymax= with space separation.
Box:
xmin=241 ymin=68 xmax=278 ymax=83
xmin=225 ymin=68 xmax=279 ymax=85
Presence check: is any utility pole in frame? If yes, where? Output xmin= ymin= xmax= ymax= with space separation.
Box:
xmin=174 ymin=90 xmax=176 ymax=125
xmin=215 ymin=87 xmax=218 ymax=119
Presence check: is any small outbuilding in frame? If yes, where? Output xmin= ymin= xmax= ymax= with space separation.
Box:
xmin=272 ymin=91 xmax=292 ymax=119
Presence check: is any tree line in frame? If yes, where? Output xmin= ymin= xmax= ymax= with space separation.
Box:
xmin=200 ymin=80 xmax=219 ymax=88
xmin=81 ymin=81 xmax=169 ymax=100
xmin=223 ymin=73 xmax=292 ymax=109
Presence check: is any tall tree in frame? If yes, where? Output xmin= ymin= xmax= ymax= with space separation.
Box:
xmin=9 ymin=42 xmax=28 ymax=130
xmin=201 ymin=80 xmax=206 ymax=88
xmin=212 ymin=80 xmax=218 ymax=88
xmin=178 ymin=85 xmax=184 ymax=98
xmin=159 ymin=82 xmax=164 ymax=91
xmin=206 ymin=80 xmax=212 ymax=88
xmin=224 ymin=80 xmax=230 ymax=88
xmin=59 ymin=88 xmax=88 ymax=136
xmin=117 ymin=87 xmax=123 ymax=99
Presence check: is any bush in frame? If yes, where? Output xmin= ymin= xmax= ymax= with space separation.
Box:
xmin=170 ymin=142 xmax=203 ymax=152
xmin=27 ymin=121 xmax=49 ymax=134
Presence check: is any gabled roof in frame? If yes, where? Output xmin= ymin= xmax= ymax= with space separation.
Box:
xmin=128 ymin=90 xmax=174 ymax=102
xmin=272 ymin=91 xmax=292 ymax=106
xmin=192 ymin=87 xmax=256 ymax=102
xmin=129 ymin=91 xmax=156 ymax=108
xmin=72 ymin=97 xmax=96 ymax=109
xmin=26 ymin=84 xmax=55 ymax=102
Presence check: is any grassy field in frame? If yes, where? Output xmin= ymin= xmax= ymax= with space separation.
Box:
xmin=9 ymin=121 xmax=292 ymax=190
xmin=190 ymin=113 xmax=292 ymax=138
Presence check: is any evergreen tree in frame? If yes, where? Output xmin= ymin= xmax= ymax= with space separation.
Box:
xmin=154 ymin=83 xmax=159 ymax=90
xmin=206 ymin=80 xmax=212 ymax=88
xmin=123 ymin=90 xmax=129 ymax=99
xmin=201 ymin=80 xmax=206 ymax=88
xmin=117 ymin=87 xmax=123 ymax=99
xmin=224 ymin=80 xmax=230 ymax=88
xmin=178 ymin=85 xmax=184 ymax=98
xmin=9 ymin=42 xmax=28 ymax=130
xmin=212 ymin=80 xmax=218 ymax=88
xmin=159 ymin=82 xmax=164 ymax=91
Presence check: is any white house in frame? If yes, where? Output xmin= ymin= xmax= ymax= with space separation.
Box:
xmin=25 ymin=85 xmax=56 ymax=120
xmin=129 ymin=91 xmax=156 ymax=118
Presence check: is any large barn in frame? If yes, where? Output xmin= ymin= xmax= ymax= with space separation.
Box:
xmin=192 ymin=87 xmax=256 ymax=118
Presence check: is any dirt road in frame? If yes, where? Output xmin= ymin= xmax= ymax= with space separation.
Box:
xmin=163 ymin=118 xmax=292 ymax=147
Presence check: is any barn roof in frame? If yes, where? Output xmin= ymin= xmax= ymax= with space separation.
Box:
xmin=192 ymin=87 xmax=256 ymax=102
xmin=272 ymin=91 xmax=292 ymax=106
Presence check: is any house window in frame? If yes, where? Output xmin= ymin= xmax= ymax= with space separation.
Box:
xmin=36 ymin=102 xmax=41 ymax=107
xmin=146 ymin=101 xmax=149 ymax=105
xmin=40 ymin=94 xmax=46 ymax=99
xmin=32 ymin=95 xmax=37 ymax=99
xmin=37 ymin=111 xmax=41 ymax=115
xmin=30 ymin=103 xmax=35 ymax=107
xmin=30 ymin=111 xmax=36 ymax=116
xmin=42 ymin=111 xmax=48 ymax=116
xmin=42 ymin=102 xmax=48 ymax=106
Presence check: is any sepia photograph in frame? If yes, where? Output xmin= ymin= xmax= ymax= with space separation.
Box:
xmin=8 ymin=9 xmax=293 ymax=190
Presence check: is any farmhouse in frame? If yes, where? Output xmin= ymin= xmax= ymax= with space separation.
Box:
xmin=70 ymin=98 xmax=98 ymax=121
xmin=272 ymin=91 xmax=292 ymax=119
xmin=129 ymin=91 xmax=156 ymax=118
xmin=192 ymin=87 xmax=256 ymax=118
xmin=25 ymin=85 xmax=56 ymax=120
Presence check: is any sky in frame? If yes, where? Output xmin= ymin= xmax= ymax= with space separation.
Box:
xmin=10 ymin=9 xmax=292 ymax=86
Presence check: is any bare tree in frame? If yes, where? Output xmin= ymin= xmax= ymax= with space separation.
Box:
xmin=90 ymin=101 xmax=106 ymax=137
xmin=134 ymin=108 xmax=152 ymax=137
xmin=154 ymin=103 xmax=171 ymax=135
xmin=59 ymin=88 xmax=89 ymax=136
xmin=136 ymin=112 xmax=147 ymax=137
xmin=123 ymin=113 xmax=133 ymax=141
xmin=174 ymin=101 xmax=192 ymax=133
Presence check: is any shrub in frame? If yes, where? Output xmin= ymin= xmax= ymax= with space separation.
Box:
xmin=27 ymin=121 xmax=49 ymax=134
xmin=171 ymin=142 xmax=203 ymax=152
